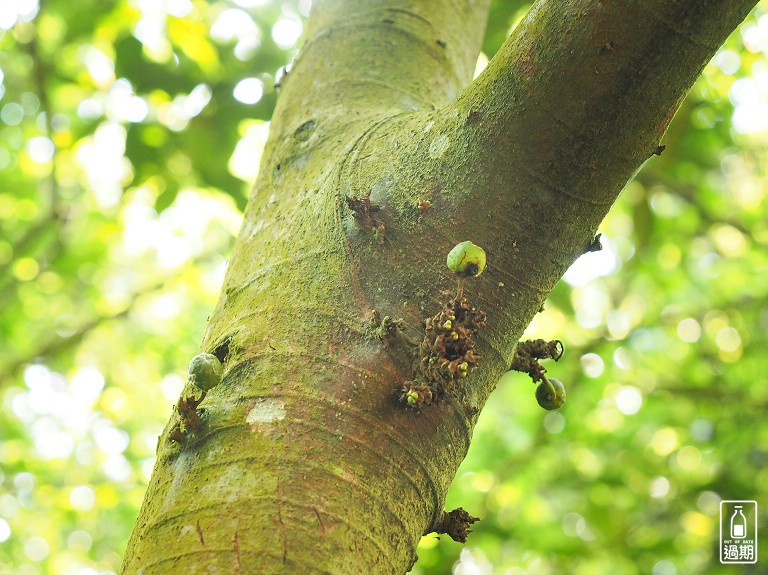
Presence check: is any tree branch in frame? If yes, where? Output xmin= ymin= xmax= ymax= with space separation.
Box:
xmin=461 ymin=0 xmax=758 ymax=206
xmin=0 ymin=263 xmax=213 ymax=386
xmin=0 ymin=309 xmax=129 ymax=386
xmin=0 ymin=0 xmax=67 ymax=293
xmin=272 ymin=0 xmax=490 ymax=138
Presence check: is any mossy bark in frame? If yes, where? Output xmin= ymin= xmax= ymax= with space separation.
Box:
xmin=121 ymin=1 xmax=758 ymax=573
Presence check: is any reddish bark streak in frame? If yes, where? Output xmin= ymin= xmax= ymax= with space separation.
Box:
xmin=195 ymin=519 xmax=205 ymax=546
xmin=314 ymin=507 xmax=326 ymax=535
xmin=276 ymin=482 xmax=288 ymax=564
xmin=232 ymin=529 xmax=242 ymax=572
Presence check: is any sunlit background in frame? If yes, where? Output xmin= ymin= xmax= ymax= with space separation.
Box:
xmin=1 ymin=1 xmax=767 ymax=574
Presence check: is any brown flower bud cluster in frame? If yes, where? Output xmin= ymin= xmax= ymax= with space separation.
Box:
xmin=420 ymin=297 xmax=486 ymax=384
xmin=398 ymin=382 xmax=434 ymax=406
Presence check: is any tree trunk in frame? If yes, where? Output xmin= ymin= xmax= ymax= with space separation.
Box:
xmin=121 ymin=1 xmax=758 ymax=573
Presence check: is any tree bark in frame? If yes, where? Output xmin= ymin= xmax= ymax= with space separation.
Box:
xmin=121 ymin=1 xmax=758 ymax=573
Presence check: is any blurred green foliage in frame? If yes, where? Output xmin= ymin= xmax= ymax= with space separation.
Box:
xmin=1 ymin=1 xmax=767 ymax=574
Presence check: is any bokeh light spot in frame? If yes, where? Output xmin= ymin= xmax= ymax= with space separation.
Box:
xmin=715 ymin=326 xmax=741 ymax=352
xmin=616 ymin=386 xmax=643 ymax=415
xmin=651 ymin=428 xmax=680 ymax=456
xmin=676 ymin=318 xmax=701 ymax=343
xmin=0 ymin=519 xmax=10 ymax=543
xmin=649 ymin=476 xmax=670 ymax=499
xmin=271 ymin=18 xmax=302 ymax=49
xmin=23 ymin=536 xmax=50 ymax=562
xmin=69 ymin=485 xmax=96 ymax=511
xmin=26 ymin=136 xmax=54 ymax=163
xmin=580 ymin=353 xmax=605 ymax=378
xmin=233 ymin=77 xmax=264 ymax=104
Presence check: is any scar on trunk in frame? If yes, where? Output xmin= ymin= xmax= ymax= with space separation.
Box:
xmin=346 ymin=189 xmax=386 ymax=244
xmin=212 ymin=335 xmax=232 ymax=365
xmin=368 ymin=309 xmax=404 ymax=342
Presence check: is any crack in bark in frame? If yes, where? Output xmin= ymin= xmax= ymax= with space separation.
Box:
xmin=314 ymin=507 xmax=326 ymax=535
xmin=232 ymin=529 xmax=242 ymax=572
xmin=196 ymin=520 xmax=205 ymax=546
xmin=385 ymin=7 xmax=433 ymax=27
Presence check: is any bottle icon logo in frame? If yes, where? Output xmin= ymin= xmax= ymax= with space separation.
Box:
xmin=730 ymin=505 xmax=747 ymax=539
xmin=720 ymin=500 xmax=757 ymax=564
